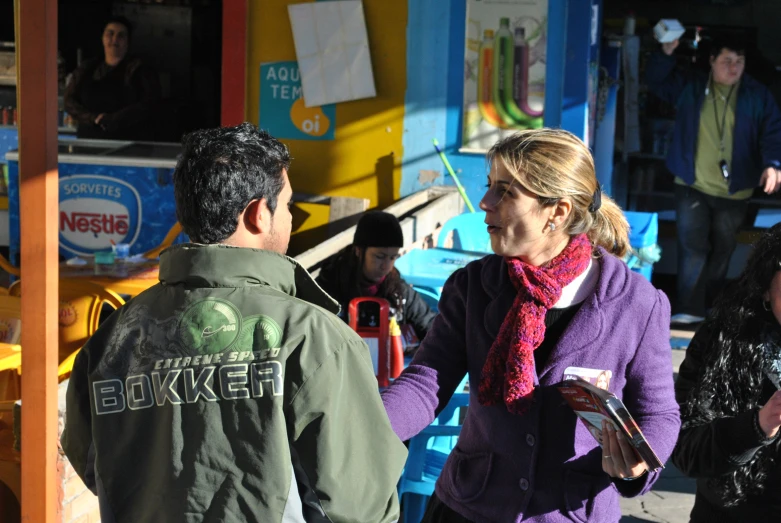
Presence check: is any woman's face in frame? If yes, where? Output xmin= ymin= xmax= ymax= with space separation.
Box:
xmin=360 ymin=247 xmax=401 ymax=283
xmin=479 ymin=161 xmax=569 ymax=263
xmin=766 ymin=270 xmax=781 ymax=326
xmin=596 ymin=373 xmax=609 ymax=390
xmin=102 ymin=23 xmax=129 ymax=64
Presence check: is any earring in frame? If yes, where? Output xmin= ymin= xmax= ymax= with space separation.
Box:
xmin=548 ymin=222 xmax=556 ymax=232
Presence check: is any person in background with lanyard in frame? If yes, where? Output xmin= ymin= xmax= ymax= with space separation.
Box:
xmin=647 ymin=35 xmax=781 ymax=324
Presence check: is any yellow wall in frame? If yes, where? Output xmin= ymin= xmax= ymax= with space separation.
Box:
xmin=246 ymin=0 xmax=408 ymax=212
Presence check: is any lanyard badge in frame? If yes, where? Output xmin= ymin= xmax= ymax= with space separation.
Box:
xmin=719 ymin=159 xmax=730 ymax=180
xmin=712 ymin=78 xmax=736 ymax=182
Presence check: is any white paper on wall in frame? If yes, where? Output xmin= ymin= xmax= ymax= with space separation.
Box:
xmin=288 ymin=0 xmax=376 ymax=107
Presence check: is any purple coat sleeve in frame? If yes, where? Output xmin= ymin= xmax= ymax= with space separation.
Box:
xmin=614 ymin=289 xmax=682 ymax=497
xmin=381 ymin=269 xmax=469 ymax=441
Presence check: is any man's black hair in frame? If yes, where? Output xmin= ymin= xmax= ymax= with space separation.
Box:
xmin=104 ymin=16 xmax=134 ymax=40
xmin=709 ymin=35 xmax=746 ymax=59
xmin=173 ymin=122 xmax=290 ymax=244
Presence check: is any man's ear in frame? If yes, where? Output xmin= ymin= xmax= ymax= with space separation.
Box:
xmin=243 ymin=198 xmax=272 ymax=235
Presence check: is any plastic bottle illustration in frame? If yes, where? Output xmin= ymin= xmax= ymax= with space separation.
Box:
xmin=477 ymin=29 xmax=506 ymax=128
xmin=492 ymin=17 xmax=519 ymax=127
xmin=512 ymin=27 xmax=543 ymax=119
xmin=494 ymin=18 xmax=541 ymax=128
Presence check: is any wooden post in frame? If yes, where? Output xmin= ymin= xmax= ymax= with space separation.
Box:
xmin=17 ymin=0 xmax=60 ymax=521
xmin=221 ymin=0 xmax=248 ymax=126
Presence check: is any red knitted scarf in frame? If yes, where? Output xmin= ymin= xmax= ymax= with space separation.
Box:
xmin=478 ymin=234 xmax=592 ymax=414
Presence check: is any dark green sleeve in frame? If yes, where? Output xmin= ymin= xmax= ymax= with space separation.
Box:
xmin=61 ymin=347 xmax=95 ymax=490
xmin=287 ymin=339 xmax=407 ymax=523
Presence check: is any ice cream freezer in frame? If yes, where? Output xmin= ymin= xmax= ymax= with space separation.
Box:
xmin=6 ymin=139 xmax=186 ymax=265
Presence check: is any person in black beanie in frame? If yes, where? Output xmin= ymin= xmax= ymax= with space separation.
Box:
xmin=316 ymin=211 xmax=437 ymax=351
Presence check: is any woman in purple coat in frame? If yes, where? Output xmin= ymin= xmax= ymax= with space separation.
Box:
xmin=382 ymin=129 xmax=681 ymax=522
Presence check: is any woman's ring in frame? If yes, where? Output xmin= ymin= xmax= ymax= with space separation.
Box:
xmin=604 ymin=455 xmax=611 ymax=459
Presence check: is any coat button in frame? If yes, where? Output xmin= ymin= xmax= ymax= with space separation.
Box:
xmin=519 ymin=478 xmax=529 ymax=491
xmin=526 ymin=434 xmax=535 ymax=447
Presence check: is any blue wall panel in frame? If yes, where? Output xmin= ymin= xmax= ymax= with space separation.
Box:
xmin=401 ymin=0 xmax=587 ymax=211
xmin=399 ymin=0 xmax=452 ymax=198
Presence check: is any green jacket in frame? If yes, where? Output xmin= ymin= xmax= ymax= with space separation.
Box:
xmin=62 ymin=244 xmax=407 ymax=523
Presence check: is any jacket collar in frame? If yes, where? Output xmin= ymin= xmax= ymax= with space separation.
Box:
xmin=481 ymin=248 xmax=633 ymax=383
xmin=159 ymin=243 xmax=340 ymax=314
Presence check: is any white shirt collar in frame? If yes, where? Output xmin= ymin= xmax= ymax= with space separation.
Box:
xmin=553 ymin=257 xmax=600 ymax=309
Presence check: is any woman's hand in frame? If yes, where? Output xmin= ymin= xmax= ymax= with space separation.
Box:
xmin=758 ymin=390 xmax=781 ymax=438
xmin=601 ymin=420 xmax=648 ymax=480
xmin=94 ymin=113 xmax=106 ymax=126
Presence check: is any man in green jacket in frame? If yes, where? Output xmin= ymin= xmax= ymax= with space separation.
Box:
xmin=61 ymin=123 xmax=407 ymax=523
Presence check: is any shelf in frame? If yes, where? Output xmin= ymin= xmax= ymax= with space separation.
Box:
xmin=0 ymin=126 xmax=77 ymax=133
xmin=627 ymin=152 xmax=667 ymax=160
xmin=628 ymin=190 xmax=781 ymax=207
xmin=748 ymin=197 xmax=781 ymax=207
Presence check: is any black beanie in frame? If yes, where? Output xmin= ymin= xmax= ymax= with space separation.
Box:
xmin=353 ymin=211 xmax=404 ymax=248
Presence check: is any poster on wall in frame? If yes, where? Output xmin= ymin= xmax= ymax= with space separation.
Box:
xmin=288 ymin=1 xmax=376 ymax=108
xmin=461 ymin=0 xmax=547 ymax=153
xmin=259 ymin=61 xmax=336 ymax=141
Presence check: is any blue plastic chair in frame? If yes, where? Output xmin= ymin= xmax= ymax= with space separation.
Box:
xmin=623 ymin=211 xmax=660 ymax=282
xmin=437 ymin=211 xmax=492 ymax=254
xmin=412 ymin=285 xmax=441 ymax=313
xmin=398 ymin=384 xmax=469 ymax=523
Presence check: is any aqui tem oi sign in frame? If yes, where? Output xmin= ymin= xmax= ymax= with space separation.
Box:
xmin=59 ymin=175 xmax=142 ymax=255
xmin=259 ymin=61 xmax=336 ymax=140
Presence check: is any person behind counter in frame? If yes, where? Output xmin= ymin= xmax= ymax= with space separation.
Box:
xmin=381 ymin=129 xmax=681 ymax=522
xmin=316 ymin=211 xmax=437 ymax=350
xmin=673 ymin=223 xmax=781 ymax=522
xmin=64 ymin=16 xmax=161 ymax=141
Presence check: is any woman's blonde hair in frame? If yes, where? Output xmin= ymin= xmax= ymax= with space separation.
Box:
xmin=487 ymin=128 xmax=630 ymax=257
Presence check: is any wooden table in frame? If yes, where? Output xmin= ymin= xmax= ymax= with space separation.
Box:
xmin=59 ymin=259 xmax=160 ymax=297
